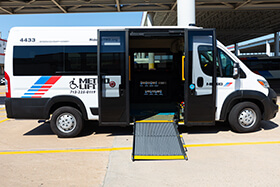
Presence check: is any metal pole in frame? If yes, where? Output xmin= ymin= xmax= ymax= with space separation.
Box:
xmin=147 ymin=12 xmax=154 ymax=26
xmin=148 ymin=53 xmax=155 ymax=70
xmin=141 ymin=12 xmax=148 ymax=26
xmin=177 ymin=0 xmax=195 ymax=26
xmin=275 ymin=32 xmax=279 ymax=57
xmin=235 ymin=43 xmax=240 ymax=56
xmin=266 ymin=40 xmax=271 ymax=57
xmin=141 ymin=12 xmax=154 ymax=26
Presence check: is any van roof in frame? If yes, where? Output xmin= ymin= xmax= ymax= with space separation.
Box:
xmin=10 ymin=25 xmax=202 ymax=32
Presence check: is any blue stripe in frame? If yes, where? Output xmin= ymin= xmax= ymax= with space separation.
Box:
xmin=21 ymin=96 xmax=32 ymax=98
xmin=157 ymin=113 xmax=175 ymax=115
xmin=28 ymin=89 xmax=39 ymax=92
xmin=24 ymin=93 xmax=35 ymax=95
xmin=22 ymin=76 xmax=51 ymax=98
xmin=224 ymin=82 xmax=229 ymax=87
xmin=31 ymin=86 xmax=43 ymax=89
xmin=34 ymin=76 xmax=51 ymax=85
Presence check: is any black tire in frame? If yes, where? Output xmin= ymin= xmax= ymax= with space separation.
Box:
xmin=228 ymin=102 xmax=261 ymax=133
xmin=50 ymin=106 xmax=84 ymax=138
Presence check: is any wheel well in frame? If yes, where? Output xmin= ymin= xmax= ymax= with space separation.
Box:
xmin=50 ymin=102 xmax=82 ymax=116
xmin=227 ymin=99 xmax=264 ymax=120
xmin=46 ymin=96 xmax=88 ymax=120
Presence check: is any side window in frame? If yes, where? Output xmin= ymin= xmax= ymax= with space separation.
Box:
xmin=198 ymin=46 xmax=220 ymax=77
xmin=198 ymin=45 xmax=237 ymax=77
xmin=13 ymin=46 xmax=64 ymax=76
xmin=100 ymin=53 xmax=124 ymax=75
xmin=13 ymin=46 xmax=97 ymax=76
xmin=218 ymin=49 xmax=234 ymax=77
xmin=100 ymin=31 xmax=126 ymax=76
xmin=65 ymin=46 xmax=97 ymax=73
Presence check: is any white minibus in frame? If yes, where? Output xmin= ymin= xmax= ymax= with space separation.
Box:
xmin=5 ymin=27 xmax=278 ymax=137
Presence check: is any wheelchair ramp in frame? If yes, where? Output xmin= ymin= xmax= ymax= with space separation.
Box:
xmin=132 ymin=122 xmax=187 ymax=161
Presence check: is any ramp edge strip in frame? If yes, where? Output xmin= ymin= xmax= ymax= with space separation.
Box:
xmin=135 ymin=120 xmax=174 ymax=123
xmin=133 ymin=155 xmax=186 ymax=160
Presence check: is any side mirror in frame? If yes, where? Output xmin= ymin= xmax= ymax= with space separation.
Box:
xmin=233 ymin=63 xmax=240 ymax=79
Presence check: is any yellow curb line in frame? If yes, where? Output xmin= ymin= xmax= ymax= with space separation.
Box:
xmin=1 ymin=141 xmax=280 ymax=155
xmin=0 ymin=118 xmax=9 ymax=123
xmin=0 ymin=147 xmax=131 ymax=155
xmin=183 ymin=141 xmax=280 ymax=147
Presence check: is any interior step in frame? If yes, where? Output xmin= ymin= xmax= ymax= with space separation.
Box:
xmin=132 ymin=122 xmax=187 ymax=160
xmin=135 ymin=112 xmax=176 ymax=123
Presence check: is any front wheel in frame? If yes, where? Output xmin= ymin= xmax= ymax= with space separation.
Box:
xmin=228 ymin=102 xmax=261 ymax=133
xmin=50 ymin=106 xmax=84 ymax=138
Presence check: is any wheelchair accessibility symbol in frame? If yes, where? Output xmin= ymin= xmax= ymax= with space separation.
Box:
xmin=69 ymin=78 xmax=78 ymax=89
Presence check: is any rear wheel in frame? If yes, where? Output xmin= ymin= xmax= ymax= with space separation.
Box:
xmin=50 ymin=106 xmax=84 ymax=138
xmin=228 ymin=102 xmax=261 ymax=133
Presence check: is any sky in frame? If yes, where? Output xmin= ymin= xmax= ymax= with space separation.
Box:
xmin=0 ymin=12 xmax=143 ymax=39
xmin=0 ymin=12 xmax=278 ymax=47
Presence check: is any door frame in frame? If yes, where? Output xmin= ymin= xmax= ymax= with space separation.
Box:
xmin=184 ymin=29 xmax=217 ymax=126
xmin=97 ymin=29 xmax=130 ymax=126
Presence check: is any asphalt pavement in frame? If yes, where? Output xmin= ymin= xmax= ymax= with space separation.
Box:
xmin=0 ymin=85 xmax=280 ymax=187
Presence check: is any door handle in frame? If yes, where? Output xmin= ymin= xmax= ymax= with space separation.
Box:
xmin=119 ymin=84 xmax=124 ymax=96
xmin=120 ymin=89 xmax=124 ymax=96
xmin=189 ymin=84 xmax=195 ymax=95
xmin=197 ymin=77 xmax=204 ymax=87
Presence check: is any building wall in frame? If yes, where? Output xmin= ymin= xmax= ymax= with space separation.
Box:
xmin=0 ymin=38 xmax=7 ymax=78
xmin=0 ymin=38 xmax=7 ymax=65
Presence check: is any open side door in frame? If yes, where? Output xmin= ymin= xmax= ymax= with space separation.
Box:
xmin=98 ymin=30 xmax=129 ymax=126
xmin=184 ymin=29 xmax=217 ymax=126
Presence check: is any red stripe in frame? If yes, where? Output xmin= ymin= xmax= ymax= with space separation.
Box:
xmin=41 ymin=85 xmax=52 ymax=88
xmin=37 ymin=89 xmax=49 ymax=92
xmin=30 ymin=76 xmax=61 ymax=98
xmin=44 ymin=76 xmax=61 ymax=85
xmin=0 ymin=39 xmax=7 ymax=42
xmin=0 ymin=53 xmax=5 ymax=56
xmin=31 ymin=96 xmax=42 ymax=98
xmin=34 ymin=93 xmax=45 ymax=95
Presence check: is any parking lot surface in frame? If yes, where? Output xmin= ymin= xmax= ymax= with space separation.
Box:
xmin=0 ymin=85 xmax=280 ymax=186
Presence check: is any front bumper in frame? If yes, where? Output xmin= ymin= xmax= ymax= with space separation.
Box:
xmin=262 ymin=88 xmax=278 ymax=120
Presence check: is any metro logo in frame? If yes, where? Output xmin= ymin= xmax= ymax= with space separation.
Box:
xmin=79 ymin=78 xmax=97 ymax=89
xmin=69 ymin=78 xmax=97 ymax=90
xmin=22 ymin=76 xmax=61 ymax=98
xmin=224 ymin=82 xmax=233 ymax=87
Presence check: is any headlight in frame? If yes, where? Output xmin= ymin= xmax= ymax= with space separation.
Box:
xmin=257 ymin=79 xmax=269 ymax=88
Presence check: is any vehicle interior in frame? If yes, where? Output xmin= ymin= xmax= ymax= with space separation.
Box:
xmin=129 ymin=35 xmax=185 ymax=121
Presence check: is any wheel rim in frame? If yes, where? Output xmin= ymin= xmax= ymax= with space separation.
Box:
xmin=56 ymin=113 xmax=77 ymax=133
xmin=238 ymin=108 xmax=257 ymax=128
